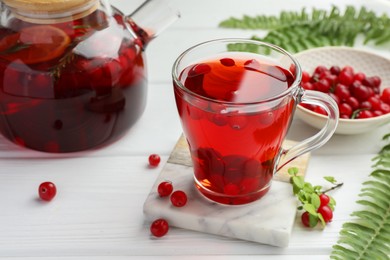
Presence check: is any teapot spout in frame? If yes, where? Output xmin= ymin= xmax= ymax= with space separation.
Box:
xmin=126 ymin=0 xmax=180 ymax=47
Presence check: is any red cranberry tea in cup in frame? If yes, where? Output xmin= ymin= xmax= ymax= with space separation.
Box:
xmin=173 ymin=39 xmax=338 ymax=206
xmin=174 ymin=54 xmax=296 ymax=205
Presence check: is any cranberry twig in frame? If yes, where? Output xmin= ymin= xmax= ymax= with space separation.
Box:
xmin=322 ymin=182 xmax=344 ymax=194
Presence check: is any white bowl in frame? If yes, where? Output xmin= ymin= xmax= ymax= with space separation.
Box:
xmin=294 ymin=47 xmax=390 ymax=135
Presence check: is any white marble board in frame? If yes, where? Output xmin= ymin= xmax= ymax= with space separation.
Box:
xmin=143 ymin=135 xmax=310 ymax=247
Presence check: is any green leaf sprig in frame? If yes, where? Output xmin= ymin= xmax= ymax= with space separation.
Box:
xmin=219 ymin=5 xmax=390 ymax=53
xmin=288 ymin=167 xmax=343 ymax=227
xmin=331 ymin=134 xmax=390 ymax=260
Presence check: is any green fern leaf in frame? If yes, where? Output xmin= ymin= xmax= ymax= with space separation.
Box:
xmin=362 ymin=180 xmax=390 ymax=193
xmin=371 ymin=169 xmax=390 ymax=183
xmin=219 ymin=6 xmax=390 ymax=54
xmin=350 ymin=210 xmax=383 ymax=225
xmin=332 ymin=245 xmax=360 ymax=260
xmin=330 ymin=134 xmax=390 ymax=259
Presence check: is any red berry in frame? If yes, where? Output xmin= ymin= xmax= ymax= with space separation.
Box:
xmin=150 ymin=218 xmax=169 ymax=237
xmin=319 ymin=193 xmax=330 ymax=207
xmin=148 ymin=154 xmax=161 ymax=167
xmin=302 ymin=82 xmax=315 ymax=90
xmin=371 ymin=76 xmax=381 ymax=88
xmin=223 ymin=183 xmax=240 ymax=195
xmin=339 ymin=102 xmax=353 ymax=118
xmin=170 ymin=190 xmax=187 ymax=207
xmin=353 ymin=85 xmax=371 ymax=102
xmin=334 ymin=84 xmax=350 ymax=101
xmin=189 ymin=63 xmax=211 ymax=76
xmin=360 ymin=101 xmax=372 ymax=110
xmin=314 ymin=106 xmax=327 ymax=116
xmin=157 ymin=181 xmax=173 ymax=197
xmin=300 ymin=103 xmax=315 ymax=111
xmin=311 ymin=73 xmax=320 ymax=82
xmin=329 ymin=93 xmax=340 ymax=105
xmin=317 ymin=205 xmax=333 ymax=223
xmin=302 ymin=71 xmax=311 ymax=83
xmin=346 ymin=96 xmax=359 ymax=110
xmin=301 ymin=211 xmax=312 ymax=228
xmin=367 ymin=96 xmax=381 ymax=111
xmin=338 ymin=70 xmax=354 ymax=86
xmin=314 ymin=79 xmax=331 ymax=93
xmin=330 ymin=65 xmax=341 ymax=75
xmin=379 ymin=102 xmax=390 ymax=114
xmin=367 ymin=87 xmax=374 ymax=98
xmin=356 ymin=110 xmax=373 ymax=119
xmin=373 ymin=86 xmax=381 ymax=95
xmin=324 ymin=74 xmax=337 ymax=87
xmin=381 ymin=87 xmax=390 ymax=105
xmin=314 ymin=65 xmax=328 ymax=74
xmin=353 ymin=72 xmax=366 ymax=82
xmin=350 ymin=80 xmax=362 ymax=93
xmin=319 ymin=70 xmax=331 ymax=80
xmin=220 ymin=58 xmax=235 ymax=67
xmin=342 ymin=65 xmax=354 ymax=74
xmin=373 ymin=110 xmax=384 ymax=117
xmin=363 ymin=76 xmax=379 ymax=88
xmin=38 ymin=182 xmax=57 ymax=201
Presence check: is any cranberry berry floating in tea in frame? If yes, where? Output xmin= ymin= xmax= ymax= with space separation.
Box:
xmin=0 ymin=0 xmax=179 ymax=153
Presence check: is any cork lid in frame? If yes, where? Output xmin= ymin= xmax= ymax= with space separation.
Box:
xmin=2 ymin=0 xmax=99 ymax=23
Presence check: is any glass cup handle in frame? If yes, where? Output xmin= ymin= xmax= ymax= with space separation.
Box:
xmin=277 ymin=89 xmax=339 ymax=171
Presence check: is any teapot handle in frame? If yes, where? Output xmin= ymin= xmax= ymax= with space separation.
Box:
xmin=127 ymin=0 xmax=180 ymax=44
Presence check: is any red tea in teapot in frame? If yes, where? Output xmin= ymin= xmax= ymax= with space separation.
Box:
xmin=174 ymin=56 xmax=296 ymax=204
xmin=0 ymin=9 xmax=147 ymax=152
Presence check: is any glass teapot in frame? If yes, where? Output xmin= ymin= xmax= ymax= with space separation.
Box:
xmin=0 ymin=0 xmax=179 ymax=153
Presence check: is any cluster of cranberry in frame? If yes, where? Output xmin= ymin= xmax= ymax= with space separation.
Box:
xmin=300 ymin=65 xmax=390 ymax=119
xmin=301 ymin=193 xmax=333 ymax=228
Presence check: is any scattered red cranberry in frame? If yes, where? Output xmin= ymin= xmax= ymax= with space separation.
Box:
xmin=170 ymin=190 xmax=188 ymax=207
xmin=301 ymin=211 xmax=312 ymax=228
xmin=319 ymin=193 xmax=330 ymax=207
xmin=157 ymin=181 xmax=173 ymax=197
xmin=318 ymin=205 xmax=333 ymax=223
xmin=150 ymin=218 xmax=169 ymax=237
xmin=38 ymin=182 xmax=57 ymax=201
xmin=301 ymin=65 xmax=390 ymax=119
xmin=148 ymin=154 xmax=161 ymax=167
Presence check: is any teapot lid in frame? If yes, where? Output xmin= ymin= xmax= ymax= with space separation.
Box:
xmin=2 ymin=0 xmax=99 ymax=23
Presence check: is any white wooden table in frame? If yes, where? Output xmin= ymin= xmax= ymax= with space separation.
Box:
xmin=0 ymin=0 xmax=389 ymax=259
